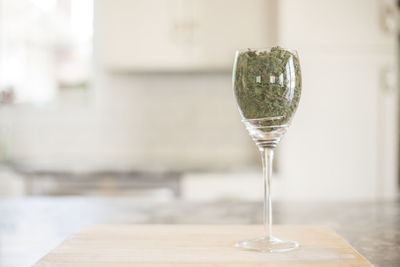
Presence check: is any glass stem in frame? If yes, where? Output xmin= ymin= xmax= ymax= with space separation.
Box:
xmin=260 ymin=147 xmax=274 ymax=240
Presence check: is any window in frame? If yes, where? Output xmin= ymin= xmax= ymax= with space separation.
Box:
xmin=0 ymin=0 xmax=93 ymax=104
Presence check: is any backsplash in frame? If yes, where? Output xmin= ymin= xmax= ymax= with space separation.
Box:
xmin=0 ymin=71 xmax=258 ymax=171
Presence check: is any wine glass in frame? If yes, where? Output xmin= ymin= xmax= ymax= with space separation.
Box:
xmin=232 ymin=47 xmax=301 ymax=252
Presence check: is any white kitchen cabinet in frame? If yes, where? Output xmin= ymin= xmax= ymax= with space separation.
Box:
xmin=97 ymin=0 xmax=277 ymax=71
xmin=276 ymin=0 xmax=398 ymax=200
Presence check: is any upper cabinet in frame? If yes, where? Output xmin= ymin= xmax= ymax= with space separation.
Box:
xmin=278 ymin=0 xmax=395 ymax=49
xmin=96 ymin=0 xmax=277 ymax=71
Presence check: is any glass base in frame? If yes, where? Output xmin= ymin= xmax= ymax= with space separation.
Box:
xmin=235 ymin=236 xmax=299 ymax=253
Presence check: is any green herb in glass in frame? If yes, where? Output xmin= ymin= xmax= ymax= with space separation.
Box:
xmin=233 ymin=46 xmax=301 ymax=130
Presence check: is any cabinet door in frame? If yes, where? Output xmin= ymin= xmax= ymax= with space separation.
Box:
xmin=96 ymin=0 xmax=276 ymax=71
xmin=276 ymin=0 xmax=398 ymax=200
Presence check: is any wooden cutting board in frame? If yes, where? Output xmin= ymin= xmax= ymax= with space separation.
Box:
xmin=34 ymin=225 xmax=372 ymax=266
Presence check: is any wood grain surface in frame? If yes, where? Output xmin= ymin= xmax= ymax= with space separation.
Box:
xmin=34 ymin=225 xmax=372 ymax=266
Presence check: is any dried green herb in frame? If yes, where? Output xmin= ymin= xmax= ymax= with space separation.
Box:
xmin=234 ymin=46 xmax=301 ymax=127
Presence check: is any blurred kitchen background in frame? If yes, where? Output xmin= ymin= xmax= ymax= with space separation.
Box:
xmin=0 ymin=0 xmax=400 ymax=266
xmin=0 ymin=0 xmax=398 ymax=201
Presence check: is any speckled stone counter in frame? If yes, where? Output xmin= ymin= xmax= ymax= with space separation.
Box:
xmin=0 ymin=198 xmax=398 ymax=267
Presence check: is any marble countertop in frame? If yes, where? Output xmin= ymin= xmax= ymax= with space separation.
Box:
xmin=0 ymin=197 xmax=398 ymax=266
